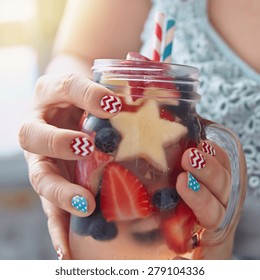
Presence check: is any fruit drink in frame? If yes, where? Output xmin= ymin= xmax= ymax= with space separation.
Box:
xmin=69 ymin=54 xmax=206 ymax=259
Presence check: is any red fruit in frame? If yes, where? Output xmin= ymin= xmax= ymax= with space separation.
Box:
xmin=120 ymin=101 xmax=142 ymax=112
xmin=161 ymin=201 xmax=196 ymax=254
xmin=126 ymin=52 xmax=150 ymax=61
xmin=75 ymin=150 xmax=112 ymax=195
xmin=160 ymin=108 xmax=176 ymax=122
xmin=78 ymin=112 xmax=88 ymax=130
xmin=100 ymin=162 xmax=151 ymax=221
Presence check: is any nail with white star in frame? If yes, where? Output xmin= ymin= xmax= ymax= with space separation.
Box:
xmin=71 ymin=195 xmax=88 ymax=213
xmin=187 ymin=172 xmax=201 ymax=192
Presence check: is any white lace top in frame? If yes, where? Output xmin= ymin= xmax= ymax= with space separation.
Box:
xmin=141 ymin=0 xmax=260 ymax=259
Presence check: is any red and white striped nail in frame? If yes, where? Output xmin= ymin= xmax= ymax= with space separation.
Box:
xmin=202 ymin=141 xmax=216 ymax=156
xmin=189 ymin=148 xmax=206 ymax=169
xmin=100 ymin=95 xmax=122 ymax=114
xmin=71 ymin=137 xmax=94 ymax=156
xmin=56 ymin=247 xmax=63 ymax=260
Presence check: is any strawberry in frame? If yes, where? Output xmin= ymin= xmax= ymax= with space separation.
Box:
xmin=100 ymin=162 xmax=151 ymax=221
xmin=75 ymin=150 xmax=112 ymax=196
xmin=160 ymin=108 xmax=176 ymax=122
xmin=161 ymin=201 xmax=197 ymax=254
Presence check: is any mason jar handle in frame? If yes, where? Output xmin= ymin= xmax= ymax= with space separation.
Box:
xmin=198 ymin=121 xmax=247 ymax=247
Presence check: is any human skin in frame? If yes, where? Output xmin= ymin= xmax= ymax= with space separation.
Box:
xmin=18 ymin=0 xmax=253 ymax=259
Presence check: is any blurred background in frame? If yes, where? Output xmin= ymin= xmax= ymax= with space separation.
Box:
xmin=0 ymin=0 xmax=67 ymax=259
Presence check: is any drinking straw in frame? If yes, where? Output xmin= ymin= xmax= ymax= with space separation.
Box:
xmin=162 ymin=17 xmax=175 ymax=63
xmin=152 ymin=12 xmax=165 ymax=61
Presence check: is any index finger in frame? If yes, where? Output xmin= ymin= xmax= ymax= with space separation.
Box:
xmin=34 ymin=74 xmax=122 ymax=118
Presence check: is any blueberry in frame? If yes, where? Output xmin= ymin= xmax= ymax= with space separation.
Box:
xmin=70 ymin=194 xmax=118 ymax=240
xmin=70 ymin=214 xmax=95 ymax=236
xmin=88 ymin=212 xmax=118 ymax=241
xmin=94 ymin=127 xmax=121 ymax=153
xmin=176 ymin=82 xmax=194 ymax=94
xmin=70 ymin=211 xmax=118 ymax=240
xmin=85 ymin=114 xmax=112 ymax=132
xmin=131 ymin=229 xmax=162 ymax=244
xmin=152 ymin=187 xmax=179 ymax=211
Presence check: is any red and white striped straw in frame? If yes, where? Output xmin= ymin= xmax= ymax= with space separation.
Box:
xmin=152 ymin=12 xmax=165 ymax=61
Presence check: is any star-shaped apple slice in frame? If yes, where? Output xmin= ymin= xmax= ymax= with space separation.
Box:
xmin=110 ymin=99 xmax=188 ymax=171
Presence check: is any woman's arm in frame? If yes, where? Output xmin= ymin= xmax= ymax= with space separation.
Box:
xmin=47 ymin=0 xmax=151 ymax=75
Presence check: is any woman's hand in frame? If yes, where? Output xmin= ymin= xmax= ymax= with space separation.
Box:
xmin=19 ymin=73 xmax=122 ymax=259
xmin=176 ymin=140 xmax=234 ymax=258
xmin=177 ymin=141 xmax=231 ymax=230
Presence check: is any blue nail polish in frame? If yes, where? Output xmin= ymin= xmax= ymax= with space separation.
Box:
xmin=71 ymin=195 xmax=88 ymax=213
xmin=188 ymin=173 xmax=200 ymax=192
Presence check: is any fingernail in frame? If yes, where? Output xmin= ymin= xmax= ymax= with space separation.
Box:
xmin=71 ymin=137 xmax=94 ymax=156
xmin=71 ymin=195 xmax=88 ymax=213
xmin=189 ymin=148 xmax=206 ymax=169
xmin=202 ymin=141 xmax=216 ymax=156
xmin=188 ymin=172 xmax=201 ymax=192
xmin=100 ymin=95 xmax=122 ymax=113
xmin=56 ymin=247 xmax=63 ymax=260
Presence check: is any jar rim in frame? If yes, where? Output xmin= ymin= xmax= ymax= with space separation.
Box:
xmin=92 ymin=59 xmax=199 ymax=80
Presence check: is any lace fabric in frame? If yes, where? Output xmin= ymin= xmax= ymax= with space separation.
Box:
xmin=141 ymin=0 xmax=260 ymax=198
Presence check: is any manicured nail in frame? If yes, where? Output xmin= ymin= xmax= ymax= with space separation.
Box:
xmin=100 ymin=95 xmax=122 ymax=113
xmin=189 ymin=148 xmax=206 ymax=169
xmin=71 ymin=195 xmax=88 ymax=213
xmin=56 ymin=247 xmax=63 ymax=260
xmin=71 ymin=137 xmax=94 ymax=156
xmin=188 ymin=172 xmax=201 ymax=192
xmin=202 ymin=141 xmax=216 ymax=156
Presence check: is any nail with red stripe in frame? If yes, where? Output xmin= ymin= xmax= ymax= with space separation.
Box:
xmin=56 ymin=247 xmax=63 ymax=260
xmin=189 ymin=148 xmax=206 ymax=169
xmin=202 ymin=141 xmax=216 ymax=156
xmin=71 ymin=137 xmax=94 ymax=156
xmin=100 ymin=95 xmax=122 ymax=114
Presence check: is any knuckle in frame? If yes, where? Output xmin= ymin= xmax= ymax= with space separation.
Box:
xmin=46 ymin=209 xmax=61 ymax=232
xmin=18 ymin=122 xmax=31 ymax=151
xmin=58 ymin=73 xmax=82 ymax=98
xmin=50 ymin=183 xmax=64 ymax=208
xmin=29 ymin=167 xmax=45 ymax=196
xmin=34 ymin=75 xmax=47 ymax=97
xmin=208 ymin=161 xmax=222 ymax=184
xmin=46 ymin=129 xmax=56 ymax=156
xmin=82 ymin=80 xmax=95 ymax=104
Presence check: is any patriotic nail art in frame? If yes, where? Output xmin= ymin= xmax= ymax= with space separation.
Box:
xmin=71 ymin=137 xmax=94 ymax=156
xmin=100 ymin=95 xmax=122 ymax=113
xmin=71 ymin=195 xmax=88 ymax=213
xmin=56 ymin=247 xmax=63 ymax=260
xmin=188 ymin=172 xmax=201 ymax=192
xmin=202 ymin=141 xmax=216 ymax=156
xmin=189 ymin=148 xmax=206 ymax=169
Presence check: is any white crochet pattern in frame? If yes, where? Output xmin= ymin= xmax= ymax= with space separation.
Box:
xmin=141 ymin=0 xmax=260 ymax=197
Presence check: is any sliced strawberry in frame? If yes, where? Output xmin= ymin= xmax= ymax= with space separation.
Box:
xmin=100 ymin=162 xmax=151 ymax=221
xmin=161 ymin=201 xmax=196 ymax=254
xmin=75 ymin=150 xmax=112 ymax=195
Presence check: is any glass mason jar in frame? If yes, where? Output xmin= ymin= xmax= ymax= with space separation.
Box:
xmin=69 ymin=59 xmax=246 ymax=260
